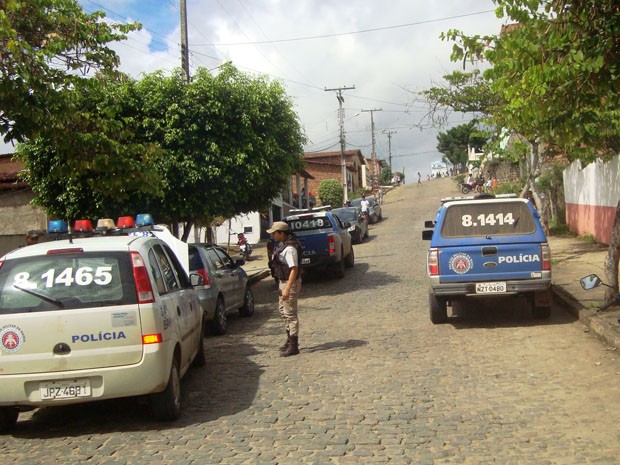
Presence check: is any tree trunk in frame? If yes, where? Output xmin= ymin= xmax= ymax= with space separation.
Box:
xmin=180 ymin=221 xmax=193 ymax=242
xmin=604 ymin=200 xmax=620 ymax=302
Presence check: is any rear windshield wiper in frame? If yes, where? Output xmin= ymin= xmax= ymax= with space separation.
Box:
xmin=13 ymin=285 xmax=65 ymax=308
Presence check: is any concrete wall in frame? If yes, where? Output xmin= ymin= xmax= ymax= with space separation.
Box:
xmin=563 ymin=156 xmax=620 ymax=244
xmin=0 ymin=189 xmax=48 ymax=256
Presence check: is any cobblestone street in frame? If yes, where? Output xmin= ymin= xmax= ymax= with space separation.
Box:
xmin=3 ymin=178 xmax=620 ymax=464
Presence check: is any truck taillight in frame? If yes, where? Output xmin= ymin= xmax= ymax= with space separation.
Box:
xmin=131 ymin=251 xmax=155 ymax=303
xmin=541 ymin=243 xmax=551 ymax=271
xmin=328 ymin=235 xmax=336 ymax=254
xmin=428 ymin=248 xmax=439 ymax=276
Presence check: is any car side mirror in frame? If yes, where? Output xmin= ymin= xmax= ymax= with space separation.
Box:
xmin=190 ymin=273 xmax=204 ymax=286
xmin=424 ymin=220 xmax=435 ymax=228
xmin=580 ymin=274 xmax=602 ymax=290
xmin=421 ymin=230 xmax=433 ymax=241
xmin=235 ymin=258 xmax=245 ymax=267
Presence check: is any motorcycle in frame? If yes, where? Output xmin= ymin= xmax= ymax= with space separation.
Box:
xmin=233 ymin=231 xmax=253 ymax=260
xmin=579 ymin=274 xmax=620 ymax=314
xmin=460 ymin=176 xmax=485 ymax=194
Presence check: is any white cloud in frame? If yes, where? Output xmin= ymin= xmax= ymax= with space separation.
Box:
xmin=26 ymin=0 xmax=507 ymax=177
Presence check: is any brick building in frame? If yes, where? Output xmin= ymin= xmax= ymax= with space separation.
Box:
xmin=298 ymin=149 xmax=367 ymax=201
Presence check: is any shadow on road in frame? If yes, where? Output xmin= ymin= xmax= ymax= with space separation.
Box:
xmin=303 ymin=339 xmax=368 ymax=353
xmin=448 ymin=297 xmax=578 ymax=329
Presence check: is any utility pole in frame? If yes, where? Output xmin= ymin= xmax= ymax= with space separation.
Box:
xmin=325 ymin=85 xmax=356 ymax=203
xmin=180 ymin=0 xmax=190 ymax=83
xmin=382 ymin=130 xmax=397 ymax=171
xmin=361 ymin=108 xmax=382 ymax=193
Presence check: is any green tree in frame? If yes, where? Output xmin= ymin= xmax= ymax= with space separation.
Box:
xmin=0 ymin=0 xmax=139 ymax=142
xmin=380 ymin=165 xmax=393 ymax=185
xmin=318 ymin=179 xmax=343 ymax=208
xmin=134 ymin=65 xmax=306 ymax=240
xmin=19 ymin=65 xmax=306 ymax=241
xmin=436 ymin=122 xmax=487 ymax=171
xmin=17 ymin=76 xmax=164 ymax=222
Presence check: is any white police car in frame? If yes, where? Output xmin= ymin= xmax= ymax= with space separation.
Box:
xmin=0 ymin=215 xmax=205 ymax=432
xmin=422 ymin=195 xmax=552 ymax=323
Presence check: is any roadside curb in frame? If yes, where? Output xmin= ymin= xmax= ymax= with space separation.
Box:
xmin=248 ymin=269 xmax=270 ymax=286
xmin=552 ymin=285 xmax=620 ymax=351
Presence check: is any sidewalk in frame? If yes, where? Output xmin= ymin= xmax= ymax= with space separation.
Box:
xmin=548 ymin=235 xmax=620 ymax=350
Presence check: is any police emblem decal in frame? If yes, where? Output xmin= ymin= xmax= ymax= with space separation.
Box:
xmin=1 ymin=325 xmax=26 ymax=353
xmin=449 ymin=253 xmax=473 ymax=274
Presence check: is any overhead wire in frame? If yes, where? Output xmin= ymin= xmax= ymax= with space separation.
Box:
xmin=192 ymin=10 xmax=496 ymax=46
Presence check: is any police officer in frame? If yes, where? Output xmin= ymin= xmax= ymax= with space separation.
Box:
xmin=268 ymin=221 xmax=302 ymax=357
xmin=25 ymin=230 xmax=39 ymax=246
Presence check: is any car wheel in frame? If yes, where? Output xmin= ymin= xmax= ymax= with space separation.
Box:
xmin=333 ymin=252 xmax=346 ymax=279
xmin=0 ymin=407 xmax=19 ymax=433
xmin=193 ymin=320 xmax=206 ymax=367
xmin=150 ymin=356 xmax=181 ymax=421
xmin=345 ymin=246 xmax=355 ymax=268
xmin=211 ymin=297 xmax=227 ymax=335
xmin=532 ymin=306 xmax=551 ymax=319
xmin=429 ymin=293 xmax=448 ymax=324
xmin=239 ymin=286 xmax=255 ymax=317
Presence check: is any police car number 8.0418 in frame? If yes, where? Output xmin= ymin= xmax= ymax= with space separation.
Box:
xmin=13 ymin=266 xmax=113 ymax=288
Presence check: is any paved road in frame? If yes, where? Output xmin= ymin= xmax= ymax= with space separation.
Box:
xmin=5 ymin=178 xmax=620 ymax=464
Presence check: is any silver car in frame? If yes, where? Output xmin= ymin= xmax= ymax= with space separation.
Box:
xmin=188 ymin=244 xmax=254 ymax=335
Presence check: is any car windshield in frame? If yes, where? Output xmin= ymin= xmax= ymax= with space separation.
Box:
xmin=286 ymin=216 xmax=333 ymax=232
xmin=0 ymin=252 xmax=137 ymax=313
xmin=332 ymin=209 xmax=358 ymax=222
xmin=440 ymin=201 xmax=536 ymax=238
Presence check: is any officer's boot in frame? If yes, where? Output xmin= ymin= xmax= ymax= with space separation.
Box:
xmin=280 ymin=335 xmax=299 ymax=357
xmin=279 ymin=330 xmax=291 ymax=352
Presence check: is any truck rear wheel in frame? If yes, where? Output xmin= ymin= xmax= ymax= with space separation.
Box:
xmin=345 ymin=246 xmax=355 ymax=268
xmin=333 ymin=253 xmax=345 ymax=278
xmin=429 ymin=293 xmax=448 ymax=324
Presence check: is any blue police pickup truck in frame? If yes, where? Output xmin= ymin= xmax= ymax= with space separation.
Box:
xmin=282 ymin=207 xmax=354 ymax=278
xmin=421 ymin=194 xmax=552 ymax=324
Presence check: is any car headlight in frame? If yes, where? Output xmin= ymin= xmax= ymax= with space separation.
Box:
xmin=348 ymin=225 xmax=356 ymax=232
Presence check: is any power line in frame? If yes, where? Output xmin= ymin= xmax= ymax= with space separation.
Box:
xmin=192 ymin=10 xmax=495 ymax=46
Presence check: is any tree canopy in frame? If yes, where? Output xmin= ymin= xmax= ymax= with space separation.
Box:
xmin=18 ymin=65 xmax=306 ymax=239
xmin=0 ymin=0 xmax=139 ymax=143
xmin=424 ymin=0 xmax=620 ymax=163
xmin=436 ymin=122 xmax=487 ymax=170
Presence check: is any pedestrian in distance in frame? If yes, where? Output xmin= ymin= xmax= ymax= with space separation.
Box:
xmin=268 ymin=221 xmax=303 ymax=357
xmin=360 ymin=194 xmax=370 ymax=223
xmin=25 ymin=230 xmax=39 ymax=246
xmin=417 ymin=172 xmax=422 ymax=186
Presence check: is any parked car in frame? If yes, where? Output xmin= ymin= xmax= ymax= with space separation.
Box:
xmin=331 ymin=206 xmax=369 ymax=243
xmin=350 ymin=196 xmax=382 ymax=223
xmin=0 ymin=218 xmax=206 ymax=432
xmin=188 ymin=243 xmax=254 ymax=335
xmin=266 ymin=207 xmax=354 ymax=280
xmin=421 ymin=194 xmax=552 ymax=324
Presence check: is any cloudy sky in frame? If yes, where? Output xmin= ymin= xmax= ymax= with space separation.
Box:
xmin=4 ymin=0 xmax=507 ymax=178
